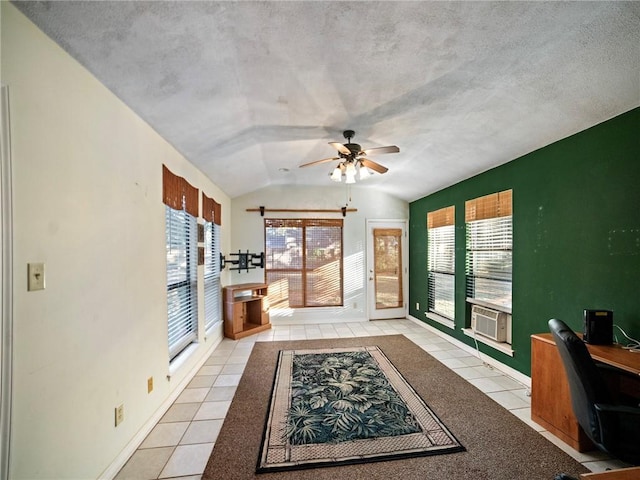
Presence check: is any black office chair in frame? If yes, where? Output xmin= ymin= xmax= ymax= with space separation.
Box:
xmin=548 ymin=318 xmax=640 ymax=466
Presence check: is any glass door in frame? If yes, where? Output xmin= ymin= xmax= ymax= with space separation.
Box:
xmin=367 ymin=220 xmax=407 ymax=320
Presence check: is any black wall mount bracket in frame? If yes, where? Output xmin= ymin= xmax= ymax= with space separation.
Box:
xmin=220 ymin=250 xmax=264 ymax=273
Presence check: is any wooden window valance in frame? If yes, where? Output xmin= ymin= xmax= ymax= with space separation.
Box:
xmin=465 ymin=189 xmax=512 ymax=222
xmin=162 ymin=165 xmax=199 ymax=217
xmin=427 ymin=205 xmax=455 ymax=229
xmin=202 ymin=192 xmax=222 ymax=226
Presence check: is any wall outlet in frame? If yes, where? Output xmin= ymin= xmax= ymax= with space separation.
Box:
xmin=147 ymin=377 xmax=153 ymax=393
xmin=114 ymin=404 xmax=124 ymax=427
xmin=416 ymin=302 xmax=420 ymax=310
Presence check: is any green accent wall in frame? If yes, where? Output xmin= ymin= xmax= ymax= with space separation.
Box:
xmin=409 ymin=107 xmax=640 ymax=376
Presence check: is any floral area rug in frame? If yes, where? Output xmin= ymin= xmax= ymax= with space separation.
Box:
xmin=257 ymin=345 xmax=464 ymax=472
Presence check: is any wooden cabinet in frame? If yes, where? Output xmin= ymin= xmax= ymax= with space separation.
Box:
xmin=223 ymin=283 xmax=271 ymax=340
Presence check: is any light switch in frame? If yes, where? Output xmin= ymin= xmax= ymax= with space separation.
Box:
xmin=28 ymin=263 xmax=45 ymax=291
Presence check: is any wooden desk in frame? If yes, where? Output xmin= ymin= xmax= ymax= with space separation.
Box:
xmin=531 ymin=333 xmax=640 ymax=452
xmin=579 ymin=341 xmax=640 ymax=376
xmin=581 ymin=466 xmax=640 ymax=479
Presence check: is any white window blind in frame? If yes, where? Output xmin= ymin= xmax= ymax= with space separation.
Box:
xmin=465 ymin=190 xmax=512 ymax=310
xmin=204 ymin=221 xmax=221 ymax=332
xmin=428 ymin=225 xmax=455 ymax=319
xmin=427 ymin=206 xmax=455 ymax=319
xmin=166 ymin=205 xmax=198 ymax=360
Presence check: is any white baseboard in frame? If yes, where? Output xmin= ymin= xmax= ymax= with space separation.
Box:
xmin=407 ymin=315 xmax=531 ymax=388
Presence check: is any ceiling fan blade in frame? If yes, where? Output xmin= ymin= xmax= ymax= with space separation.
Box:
xmin=360 ymin=158 xmax=388 ymax=174
xmin=329 ymin=142 xmax=351 ymax=155
xmin=299 ymin=156 xmax=340 ymax=168
xmin=361 ymin=145 xmax=399 ymax=156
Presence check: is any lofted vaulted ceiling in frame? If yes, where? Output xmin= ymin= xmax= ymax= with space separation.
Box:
xmin=13 ymin=1 xmax=640 ymax=202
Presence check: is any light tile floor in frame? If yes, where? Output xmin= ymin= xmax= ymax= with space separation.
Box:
xmin=115 ymin=319 xmax=626 ymax=480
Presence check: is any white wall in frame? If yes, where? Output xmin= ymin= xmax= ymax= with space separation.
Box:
xmin=1 ymin=4 xmax=231 ymax=479
xmin=230 ymin=185 xmax=408 ymax=322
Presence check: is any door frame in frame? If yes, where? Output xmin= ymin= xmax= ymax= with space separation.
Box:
xmin=1 ymin=85 xmax=13 ymax=480
xmin=366 ymin=219 xmax=408 ymax=320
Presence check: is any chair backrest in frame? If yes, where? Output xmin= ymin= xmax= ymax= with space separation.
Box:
xmin=548 ymin=318 xmax=611 ymax=444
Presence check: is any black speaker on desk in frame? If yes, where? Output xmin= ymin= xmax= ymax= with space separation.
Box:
xmin=583 ymin=309 xmax=613 ymax=345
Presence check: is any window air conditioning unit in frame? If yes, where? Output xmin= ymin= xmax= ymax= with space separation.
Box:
xmin=471 ymin=305 xmax=507 ymax=342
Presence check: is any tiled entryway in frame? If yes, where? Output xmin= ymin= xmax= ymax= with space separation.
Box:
xmin=114 ymin=319 xmax=625 ymax=479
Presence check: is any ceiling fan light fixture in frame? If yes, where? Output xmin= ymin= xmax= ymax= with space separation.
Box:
xmin=345 ymin=162 xmax=356 ymax=175
xmin=345 ymin=162 xmax=356 ymax=184
xmin=299 ymin=130 xmax=398 ymax=185
xmin=358 ymin=164 xmax=371 ymax=180
xmin=330 ymin=166 xmax=342 ymax=182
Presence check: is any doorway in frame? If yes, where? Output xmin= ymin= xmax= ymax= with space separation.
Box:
xmin=366 ymin=220 xmax=407 ymax=320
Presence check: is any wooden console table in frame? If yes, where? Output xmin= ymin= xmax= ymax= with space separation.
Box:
xmin=531 ymin=333 xmax=640 ymax=452
xmin=223 ymin=283 xmax=271 ymax=340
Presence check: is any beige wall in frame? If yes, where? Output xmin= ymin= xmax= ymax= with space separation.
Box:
xmin=1 ymin=4 xmax=231 ymax=478
xmin=230 ymin=185 xmax=409 ymax=321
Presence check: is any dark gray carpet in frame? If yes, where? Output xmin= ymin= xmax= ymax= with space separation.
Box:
xmin=203 ymin=335 xmax=589 ymax=480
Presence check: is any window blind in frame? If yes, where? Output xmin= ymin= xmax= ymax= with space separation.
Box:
xmin=465 ymin=189 xmax=512 ymax=222
xmin=165 ymin=205 xmax=198 ymax=360
xmin=202 ymin=192 xmax=222 ymax=332
xmin=204 ymin=221 xmax=221 ymax=332
xmin=465 ymin=190 xmax=512 ymax=310
xmin=427 ymin=206 xmax=455 ymax=319
xmin=265 ymin=218 xmax=343 ymax=308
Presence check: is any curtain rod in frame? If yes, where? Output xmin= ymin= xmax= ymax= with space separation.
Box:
xmin=246 ymin=206 xmax=357 ymax=217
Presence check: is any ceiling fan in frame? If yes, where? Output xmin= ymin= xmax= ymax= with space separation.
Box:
xmin=299 ymin=130 xmax=399 ymax=183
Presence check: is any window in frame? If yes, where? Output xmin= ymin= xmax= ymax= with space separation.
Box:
xmin=373 ymin=228 xmax=403 ymax=309
xmin=202 ymin=193 xmax=222 ymax=332
xmin=265 ymin=219 xmax=343 ymax=308
xmin=465 ymin=190 xmax=512 ymax=311
xmin=165 ymin=206 xmax=198 ymax=359
xmin=203 ymin=222 xmax=221 ymax=331
xmin=163 ymin=166 xmax=199 ymax=361
xmin=427 ymin=206 xmax=455 ymax=320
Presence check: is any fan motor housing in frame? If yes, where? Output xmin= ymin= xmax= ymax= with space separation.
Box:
xmin=343 ymin=143 xmax=361 ymax=155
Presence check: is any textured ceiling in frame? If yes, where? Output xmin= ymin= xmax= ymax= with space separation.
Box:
xmin=13 ymin=1 xmax=640 ymax=201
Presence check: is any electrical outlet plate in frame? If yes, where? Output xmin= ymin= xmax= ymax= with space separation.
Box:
xmin=115 ymin=404 xmax=124 ymax=427
xmin=27 ymin=263 xmax=45 ymax=291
